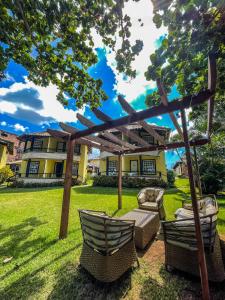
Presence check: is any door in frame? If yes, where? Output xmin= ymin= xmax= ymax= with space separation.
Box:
xmin=55 ymin=162 xmax=63 ymax=178
xmin=130 ymin=160 xmax=138 ymax=175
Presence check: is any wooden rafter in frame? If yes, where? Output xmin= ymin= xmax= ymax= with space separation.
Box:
xmin=207 ymin=53 xmax=217 ymax=136
xmin=118 ymin=95 xmax=165 ymax=144
xmin=47 ymin=129 xmax=116 ymax=153
xmin=70 ymin=90 xmax=213 ymax=140
xmin=76 ymin=113 xmax=137 ymax=150
xmin=157 ymin=79 xmax=183 ymax=139
xmin=92 ymin=108 xmax=150 ymax=147
xmin=122 ymin=137 xmax=209 ymax=155
xmin=59 ymin=122 xmax=124 ymax=152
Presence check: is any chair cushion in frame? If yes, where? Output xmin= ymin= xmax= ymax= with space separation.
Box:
xmin=146 ymin=189 xmax=156 ymax=202
xmin=140 ymin=201 xmax=158 ymax=211
xmin=138 ymin=192 xmax=146 ymax=204
xmin=175 ymin=208 xmax=204 ymax=220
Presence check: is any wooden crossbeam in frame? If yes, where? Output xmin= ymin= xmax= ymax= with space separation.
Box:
xmin=157 ymin=79 xmax=183 ymax=139
xmin=76 ymin=114 xmax=137 ymax=150
xmin=47 ymin=128 xmax=116 ymax=153
xmin=122 ymin=137 xmax=209 ymax=154
xmin=93 ymin=109 xmax=150 ymax=147
xmin=118 ymin=95 xmax=165 ymax=144
xmin=60 ymin=122 xmax=124 ymax=152
xmin=207 ymin=53 xmax=217 ymax=136
xmin=70 ymin=89 xmax=213 ymax=140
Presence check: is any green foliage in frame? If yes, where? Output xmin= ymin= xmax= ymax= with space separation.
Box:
xmin=0 ymin=0 xmax=143 ymax=108
xmin=0 ymin=165 xmax=14 ymax=184
xmin=146 ymin=0 xmax=225 ymax=133
xmin=167 ymin=170 xmax=175 ymax=187
xmin=10 ymin=179 xmax=64 ymax=188
xmin=93 ymin=175 xmax=167 ymax=188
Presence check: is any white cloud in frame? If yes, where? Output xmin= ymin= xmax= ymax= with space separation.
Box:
xmin=0 ymin=78 xmax=85 ymax=125
xmin=13 ymin=123 xmax=27 ymax=132
xmin=157 ymin=116 xmax=163 ymax=120
xmin=92 ymin=0 xmax=166 ymax=102
xmin=0 ymin=101 xmax=17 ymax=114
xmin=0 ymin=121 xmax=7 ymax=126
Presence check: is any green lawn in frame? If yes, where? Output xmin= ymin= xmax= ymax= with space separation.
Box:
xmin=0 ymin=179 xmax=224 ymax=299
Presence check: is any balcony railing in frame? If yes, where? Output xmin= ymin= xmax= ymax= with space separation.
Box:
xmin=23 ymin=147 xmax=80 ymax=154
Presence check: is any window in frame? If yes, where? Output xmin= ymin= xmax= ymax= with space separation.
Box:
xmin=72 ymin=162 xmax=79 ymax=176
xmin=140 ymin=132 xmax=154 ymax=144
xmin=74 ymin=144 xmax=80 ymax=154
xmin=57 ymin=142 xmax=65 ymax=152
xmin=29 ymin=161 xmax=39 ymax=174
xmin=108 ymin=160 xmax=118 ymax=175
xmin=33 ymin=139 xmax=43 ymax=149
xmin=142 ymin=160 xmax=156 ymax=174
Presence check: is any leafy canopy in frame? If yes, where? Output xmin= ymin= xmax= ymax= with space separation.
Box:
xmin=145 ymin=0 xmax=225 ymax=133
xmin=0 ymin=0 xmax=143 ymax=108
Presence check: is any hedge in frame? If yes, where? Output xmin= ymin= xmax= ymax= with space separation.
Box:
xmin=93 ymin=175 xmax=167 ymax=188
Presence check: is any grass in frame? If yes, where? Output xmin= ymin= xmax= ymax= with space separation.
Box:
xmin=0 ymin=178 xmax=224 ymax=299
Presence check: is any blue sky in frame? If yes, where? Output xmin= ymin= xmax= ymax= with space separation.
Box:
xmin=0 ymin=0 xmax=184 ymax=169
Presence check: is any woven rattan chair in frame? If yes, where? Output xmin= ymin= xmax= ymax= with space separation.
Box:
xmin=161 ymin=197 xmax=225 ymax=282
xmin=137 ymin=187 xmax=165 ymax=219
xmin=78 ymin=209 xmax=139 ymax=282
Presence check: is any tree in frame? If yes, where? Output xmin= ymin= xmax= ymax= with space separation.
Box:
xmin=0 ymin=0 xmax=143 ymax=108
xmin=145 ymin=0 xmax=225 ymax=130
xmin=146 ymin=1 xmax=225 ymax=193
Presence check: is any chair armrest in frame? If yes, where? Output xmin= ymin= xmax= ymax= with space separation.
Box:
xmin=156 ymin=190 xmax=164 ymax=204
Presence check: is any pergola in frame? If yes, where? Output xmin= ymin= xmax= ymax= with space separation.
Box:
xmin=48 ymin=54 xmax=216 ymax=300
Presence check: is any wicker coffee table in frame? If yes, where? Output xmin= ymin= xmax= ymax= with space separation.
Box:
xmin=121 ymin=209 xmax=159 ymax=249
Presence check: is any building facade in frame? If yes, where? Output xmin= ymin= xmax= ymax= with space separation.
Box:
xmin=99 ymin=124 xmax=169 ymax=182
xmin=0 ymin=137 xmax=14 ymax=169
xmin=18 ymin=132 xmax=88 ymax=183
xmin=0 ymin=130 xmax=24 ymax=172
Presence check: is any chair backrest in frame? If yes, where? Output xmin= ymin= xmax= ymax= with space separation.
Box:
xmin=78 ymin=209 xmax=135 ymax=255
xmin=138 ymin=187 xmax=164 ymax=204
xmin=162 ymin=197 xmax=218 ymax=252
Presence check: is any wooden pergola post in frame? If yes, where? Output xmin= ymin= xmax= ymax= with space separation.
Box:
xmin=59 ymin=136 xmax=75 ymax=239
xmin=193 ymin=144 xmax=203 ymax=197
xmin=180 ymin=109 xmax=210 ymax=300
xmin=118 ymin=154 xmax=122 ymax=209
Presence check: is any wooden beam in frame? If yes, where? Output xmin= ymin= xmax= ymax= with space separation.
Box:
xmin=193 ymin=144 xmax=203 ymax=197
xmin=180 ymin=109 xmax=210 ymax=300
xmin=60 ymin=122 xmax=124 ymax=152
xmin=118 ymin=95 xmax=165 ymax=144
xmin=122 ymin=138 xmax=209 ymax=154
xmin=48 ymin=127 xmax=117 ymax=153
xmin=76 ymin=114 xmax=136 ymax=150
xmin=118 ymin=154 xmax=122 ymax=209
xmin=47 ymin=129 xmax=69 ymax=140
xmin=70 ymin=89 xmax=213 ymax=140
xmin=93 ymin=109 xmax=150 ymax=147
xmin=157 ymin=79 xmax=183 ymax=139
xmin=207 ymin=53 xmax=217 ymax=136
xmin=59 ymin=137 xmax=74 ymax=239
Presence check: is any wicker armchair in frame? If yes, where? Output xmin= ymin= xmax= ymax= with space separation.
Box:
xmin=161 ymin=197 xmax=225 ymax=282
xmin=78 ymin=209 xmax=139 ymax=282
xmin=137 ymin=187 xmax=165 ymax=219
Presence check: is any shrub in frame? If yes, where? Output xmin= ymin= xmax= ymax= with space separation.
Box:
xmin=10 ymin=180 xmax=64 ymax=188
xmin=0 ymin=166 xmax=14 ymax=184
xmin=167 ymin=170 xmax=175 ymax=187
xmin=93 ymin=175 xmax=167 ymax=189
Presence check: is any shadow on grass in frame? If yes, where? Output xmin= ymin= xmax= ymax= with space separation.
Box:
xmin=0 ymin=186 xmax=63 ymax=194
xmin=72 ymin=185 xmax=139 ymax=196
xmin=0 ymin=217 xmax=48 ymax=260
xmin=48 ymin=262 xmax=134 ymax=300
xmin=1 ymin=244 xmax=81 ymax=300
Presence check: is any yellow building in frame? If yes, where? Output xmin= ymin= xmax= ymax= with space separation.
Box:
xmin=18 ymin=131 xmax=88 ymax=183
xmin=0 ymin=138 xmax=14 ymax=169
xmin=99 ymin=124 xmax=170 ymax=182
